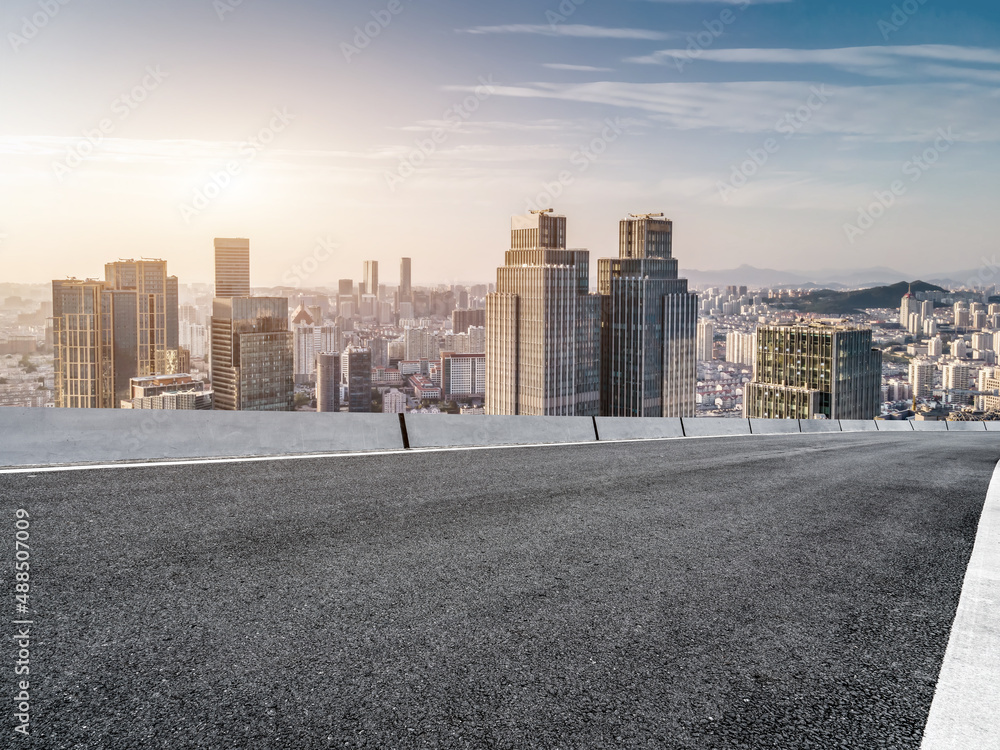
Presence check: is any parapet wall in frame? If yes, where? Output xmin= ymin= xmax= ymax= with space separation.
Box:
xmin=0 ymin=408 xmax=994 ymax=468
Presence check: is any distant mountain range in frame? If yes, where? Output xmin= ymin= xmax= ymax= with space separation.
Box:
xmin=680 ymin=264 xmax=988 ymax=290
xmin=768 ymin=281 xmax=949 ymax=315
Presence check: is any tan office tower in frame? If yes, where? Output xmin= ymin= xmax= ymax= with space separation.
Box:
xmin=104 ymin=259 xmax=179 ymax=382
xmin=485 ymin=211 xmax=600 ymax=416
xmin=52 ymin=279 xmax=114 ymax=409
xmin=53 ymin=259 xmax=180 ymax=408
xmin=215 ymin=238 xmax=251 ymax=297
xmin=210 ymin=297 xmax=293 ymax=411
xmin=363 ymin=261 xmax=379 ymax=298
xmin=399 ymin=258 xmax=412 ymax=304
xmin=745 ymin=323 xmax=883 ymax=420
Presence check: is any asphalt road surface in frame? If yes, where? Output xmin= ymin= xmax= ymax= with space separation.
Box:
xmin=1 ymin=432 xmax=996 ymax=749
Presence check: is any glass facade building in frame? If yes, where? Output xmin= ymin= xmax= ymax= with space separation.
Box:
xmin=745 ymin=323 xmax=882 ymax=420
xmin=210 ymin=297 xmax=293 ymax=411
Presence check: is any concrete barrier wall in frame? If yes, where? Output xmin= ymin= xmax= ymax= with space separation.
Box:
xmin=595 ymin=417 xmax=685 ymax=441
xmin=800 ymin=420 xmax=843 ymax=433
xmin=681 ymin=418 xmax=751 ymax=438
xmin=750 ymin=419 xmax=800 ymax=435
xmin=947 ymin=421 xmax=987 ymax=432
xmin=840 ymin=420 xmax=879 ymax=432
xmin=876 ymin=420 xmax=914 ymax=432
xmin=3 ymin=409 xmax=998 ymax=469
xmin=0 ymin=408 xmax=405 ymax=467
xmin=403 ymin=414 xmax=597 ymax=450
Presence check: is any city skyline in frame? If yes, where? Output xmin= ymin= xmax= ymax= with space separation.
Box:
xmin=3 ymin=0 xmax=1000 ymax=285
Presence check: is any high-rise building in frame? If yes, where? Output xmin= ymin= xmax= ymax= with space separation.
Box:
xmin=697 ymin=320 xmax=715 ymax=361
xmin=900 ymin=287 xmax=918 ymax=329
xmin=316 ymin=351 xmax=341 ymax=413
xmin=453 ymin=308 xmax=486 ymax=335
xmin=977 ymin=367 xmax=997 ymax=411
xmin=52 ymin=279 xmax=114 ymax=408
xmin=214 ymin=238 xmax=251 ymax=297
xmin=942 ymin=362 xmax=972 ymax=405
xmin=486 ymin=211 xmax=600 ymax=416
xmin=399 ymin=258 xmax=412 ymax=304
xmin=383 ymin=388 xmax=407 ymax=414
xmin=362 ymin=261 xmax=379 ymax=298
xmin=441 ymin=352 xmax=486 ymax=399
xmin=210 ymin=297 xmax=293 ymax=411
xmin=598 ymin=214 xmax=698 ymax=418
xmin=744 ymin=323 xmax=882 ymax=420
xmin=726 ymin=331 xmax=756 ymax=367
xmin=52 ymin=259 xmax=180 ymax=409
xmin=910 ymin=359 xmax=935 ymax=400
xmin=341 ymin=346 xmax=372 ymax=412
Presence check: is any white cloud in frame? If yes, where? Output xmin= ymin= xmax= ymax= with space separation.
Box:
xmin=627 ymin=44 xmax=1000 ymax=84
xmin=448 ymin=80 xmax=1000 ymax=143
xmin=543 ymin=63 xmax=615 ymax=72
xmin=460 ymin=24 xmax=678 ymax=40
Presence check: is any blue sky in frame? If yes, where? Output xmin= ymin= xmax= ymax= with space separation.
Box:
xmin=1 ymin=0 xmax=999 ymax=286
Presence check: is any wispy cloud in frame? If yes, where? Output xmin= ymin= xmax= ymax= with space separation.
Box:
xmin=543 ymin=63 xmax=615 ymax=72
xmin=627 ymin=44 xmax=1000 ymax=83
xmin=460 ymin=24 xmax=678 ymax=41
xmin=446 ymin=80 xmax=998 ymax=143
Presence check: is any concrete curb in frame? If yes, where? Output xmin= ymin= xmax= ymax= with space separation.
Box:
xmin=921 ymin=458 xmax=1000 ymax=750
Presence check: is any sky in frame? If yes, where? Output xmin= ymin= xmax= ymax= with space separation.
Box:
xmin=1 ymin=0 xmax=999 ymax=287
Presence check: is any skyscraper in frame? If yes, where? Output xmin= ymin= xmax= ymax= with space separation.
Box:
xmin=910 ymin=359 xmax=935 ymax=400
xmin=53 ymin=259 xmax=180 ymax=408
xmin=745 ymin=323 xmax=883 ymax=420
xmin=316 ymin=351 xmax=341 ymax=413
xmin=341 ymin=346 xmax=372 ymax=412
xmin=214 ymin=238 xmax=251 ymax=297
xmin=485 ymin=211 xmax=600 ymax=416
xmin=362 ymin=261 xmax=379 ymax=298
xmin=210 ymin=297 xmax=294 ymax=411
xmin=696 ymin=320 xmax=715 ymax=361
xmin=598 ymin=214 xmax=698 ymax=418
xmin=399 ymin=257 xmax=412 ymax=304
xmin=52 ymin=279 xmax=114 ymax=409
